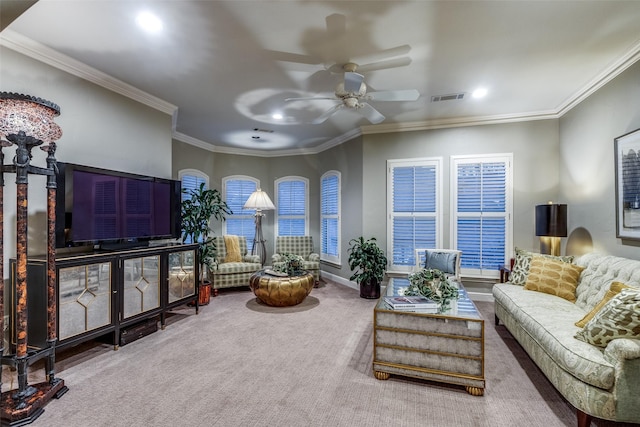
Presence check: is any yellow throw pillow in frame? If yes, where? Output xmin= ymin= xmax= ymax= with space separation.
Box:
xmin=223 ymin=235 xmax=242 ymax=263
xmin=575 ymin=281 xmax=632 ymax=328
xmin=524 ymin=256 xmax=584 ymax=302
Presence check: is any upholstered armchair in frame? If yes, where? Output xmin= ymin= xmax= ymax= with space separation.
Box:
xmin=210 ymin=235 xmax=261 ymax=295
xmin=272 ymin=236 xmax=320 ymax=283
xmin=414 ymin=248 xmax=462 ymax=282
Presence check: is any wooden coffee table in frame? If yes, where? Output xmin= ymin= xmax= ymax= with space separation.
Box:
xmin=373 ymin=278 xmax=485 ymax=396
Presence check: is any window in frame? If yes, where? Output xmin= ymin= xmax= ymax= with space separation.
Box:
xmin=178 ymin=169 xmax=209 ymax=243
xmin=320 ymin=171 xmax=340 ymax=264
xmin=451 ymin=154 xmax=512 ymax=279
xmin=387 ymin=158 xmax=442 ymax=272
xmin=223 ymin=176 xmax=258 ymax=251
xmin=275 ymin=177 xmax=308 ymax=236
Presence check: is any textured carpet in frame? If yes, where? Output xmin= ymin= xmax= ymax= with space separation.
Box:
xmin=2 ymin=281 xmax=638 ymax=427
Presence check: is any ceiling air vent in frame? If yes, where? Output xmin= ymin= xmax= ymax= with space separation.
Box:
xmin=431 ymin=93 xmax=465 ymax=102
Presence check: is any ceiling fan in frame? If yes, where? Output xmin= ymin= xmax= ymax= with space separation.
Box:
xmin=285 ymin=63 xmax=420 ymax=125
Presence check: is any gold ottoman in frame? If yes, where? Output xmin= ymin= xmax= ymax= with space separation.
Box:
xmin=249 ymin=270 xmax=314 ymax=307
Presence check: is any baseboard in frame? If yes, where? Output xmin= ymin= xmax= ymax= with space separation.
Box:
xmin=319 ymin=270 xmax=357 ymax=291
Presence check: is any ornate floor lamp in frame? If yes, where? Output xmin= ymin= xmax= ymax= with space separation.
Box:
xmin=1 ymin=92 xmax=67 ymax=426
xmin=243 ymin=188 xmax=275 ymax=266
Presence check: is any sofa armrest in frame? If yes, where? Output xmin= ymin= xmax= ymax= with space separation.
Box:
xmin=308 ymin=253 xmax=320 ymax=262
xmin=244 ymin=254 xmax=261 ymax=264
xmin=604 ymin=338 xmax=640 ymax=364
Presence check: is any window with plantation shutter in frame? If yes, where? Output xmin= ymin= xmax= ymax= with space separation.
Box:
xmin=387 ymin=158 xmax=442 ymax=272
xmin=223 ymin=176 xmax=258 ymax=251
xmin=451 ymin=154 xmax=512 ymax=279
xmin=178 ymin=169 xmax=209 ymax=243
xmin=275 ymin=177 xmax=308 ymax=236
xmin=320 ymin=171 xmax=340 ymax=264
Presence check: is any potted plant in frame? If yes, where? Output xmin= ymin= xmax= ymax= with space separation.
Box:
xmin=273 ymin=253 xmax=306 ymax=277
xmin=348 ymin=237 xmax=388 ymax=299
xmin=405 ymin=268 xmax=459 ymax=310
xmin=181 ymin=182 xmax=232 ymax=305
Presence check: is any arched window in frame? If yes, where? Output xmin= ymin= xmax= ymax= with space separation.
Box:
xmin=223 ymin=175 xmax=259 ymax=251
xmin=275 ymin=176 xmax=308 ymax=236
xmin=320 ymin=171 xmax=340 ymax=264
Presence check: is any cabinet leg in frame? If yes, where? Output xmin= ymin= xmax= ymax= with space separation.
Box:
xmin=465 ymin=386 xmax=484 ymax=396
xmin=374 ymin=370 xmax=390 ymax=380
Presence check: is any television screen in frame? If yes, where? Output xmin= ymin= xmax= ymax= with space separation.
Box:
xmin=56 ymin=163 xmax=181 ymax=247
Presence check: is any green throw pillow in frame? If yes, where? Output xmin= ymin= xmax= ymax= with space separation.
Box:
xmin=509 ymin=247 xmax=574 ymax=286
xmin=575 ymin=288 xmax=640 ymax=347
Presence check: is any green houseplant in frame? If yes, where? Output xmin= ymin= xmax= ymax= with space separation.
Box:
xmin=181 ymin=182 xmax=232 ymax=305
xmin=348 ymin=237 xmax=388 ymax=299
xmin=273 ymin=253 xmax=306 ymax=277
xmin=405 ymin=268 xmax=459 ymax=310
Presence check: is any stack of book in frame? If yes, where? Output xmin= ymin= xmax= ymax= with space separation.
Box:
xmin=383 ymin=295 xmax=439 ymax=313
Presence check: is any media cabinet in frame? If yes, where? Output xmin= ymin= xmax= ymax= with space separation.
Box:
xmin=9 ymin=243 xmax=199 ymax=351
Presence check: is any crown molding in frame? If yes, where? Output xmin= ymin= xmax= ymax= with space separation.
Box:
xmin=173 ymin=126 xmax=362 ymax=157
xmin=0 ymin=29 xmax=177 ymax=115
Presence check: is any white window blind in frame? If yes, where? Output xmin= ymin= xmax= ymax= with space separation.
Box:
xmin=452 ymin=155 xmax=512 ymax=279
xmin=321 ymin=171 xmax=340 ymax=264
xmin=387 ymin=158 xmax=441 ymax=272
xmin=223 ymin=177 xmax=258 ymax=251
xmin=179 ymin=169 xmax=209 ymax=243
xmin=276 ymin=177 xmax=308 ymax=236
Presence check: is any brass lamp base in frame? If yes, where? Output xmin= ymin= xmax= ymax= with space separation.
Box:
xmin=539 ymin=236 xmax=562 ymax=256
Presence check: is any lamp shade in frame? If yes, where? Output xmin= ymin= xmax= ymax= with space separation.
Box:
xmin=243 ymin=188 xmax=275 ymax=211
xmin=535 ymin=204 xmax=567 ymax=237
xmin=0 ymin=92 xmax=62 ymax=144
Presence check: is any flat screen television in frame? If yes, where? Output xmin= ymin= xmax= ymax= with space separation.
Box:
xmin=56 ymin=163 xmax=181 ymax=249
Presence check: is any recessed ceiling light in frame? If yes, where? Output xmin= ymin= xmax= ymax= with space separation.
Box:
xmin=272 ymin=113 xmax=283 ymax=120
xmin=136 ymin=11 xmax=163 ymax=34
xmin=472 ymin=88 xmax=488 ymax=99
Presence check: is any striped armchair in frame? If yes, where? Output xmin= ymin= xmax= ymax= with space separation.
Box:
xmin=210 ymin=235 xmax=261 ymax=295
xmin=271 ymin=236 xmax=320 ymax=283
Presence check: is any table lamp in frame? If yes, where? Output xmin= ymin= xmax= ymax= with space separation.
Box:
xmin=535 ymin=203 xmax=567 ymax=256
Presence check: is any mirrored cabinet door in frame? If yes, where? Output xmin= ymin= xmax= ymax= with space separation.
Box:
xmin=58 ymin=262 xmax=112 ymax=341
xmin=168 ymin=249 xmax=196 ymax=304
xmin=122 ymin=255 xmax=161 ymax=319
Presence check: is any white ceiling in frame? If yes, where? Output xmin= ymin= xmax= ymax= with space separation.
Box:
xmin=3 ymin=1 xmax=640 ymax=156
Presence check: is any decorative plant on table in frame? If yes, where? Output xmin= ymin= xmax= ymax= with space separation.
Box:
xmin=405 ymin=268 xmax=459 ymax=310
xmin=181 ymin=182 xmax=232 ymax=305
xmin=274 ymin=253 xmax=305 ymax=276
xmin=348 ymin=237 xmax=388 ymax=299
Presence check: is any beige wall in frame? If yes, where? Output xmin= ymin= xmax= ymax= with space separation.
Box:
xmin=362 ymin=120 xmax=561 ymax=259
xmin=1 ymin=48 xmax=173 ymax=277
xmin=559 ymin=60 xmax=640 ymax=258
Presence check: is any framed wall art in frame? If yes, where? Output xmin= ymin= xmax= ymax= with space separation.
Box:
xmin=615 ymin=128 xmax=640 ymax=240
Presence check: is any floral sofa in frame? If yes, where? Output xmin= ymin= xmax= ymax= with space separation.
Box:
xmin=493 ymin=251 xmax=640 ymax=427
xmin=210 ymin=235 xmax=261 ymax=295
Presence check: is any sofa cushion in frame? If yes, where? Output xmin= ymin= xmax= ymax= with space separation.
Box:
xmin=576 ymin=281 xmax=631 ymax=328
xmin=574 ymin=253 xmax=640 ymax=312
xmin=494 ymin=283 xmax=616 ymax=390
xmin=575 ymin=288 xmax=640 ymax=348
xmin=510 ymin=247 xmax=574 ymax=286
xmin=214 ymin=262 xmax=262 ymax=275
xmin=524 ymin=256 xmax=584 ymax=302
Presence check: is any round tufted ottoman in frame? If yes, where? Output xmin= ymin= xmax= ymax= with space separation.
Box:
xmin=249 ymin=270 xmax=315 ymax=307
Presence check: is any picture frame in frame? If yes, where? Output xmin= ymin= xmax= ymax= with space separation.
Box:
xmin=615 ymin=128 xmax=640 ymax=240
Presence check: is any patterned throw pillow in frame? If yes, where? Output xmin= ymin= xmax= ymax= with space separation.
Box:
xmin=509 ymin=247 xmax=574 ymax=286
xmin=523 ymin=256 xmax=584 ymax=302
xmin=575 ymin=288 xmax=640 ymax=347
xmin=575 ymin=281 xmax=632 ymax=328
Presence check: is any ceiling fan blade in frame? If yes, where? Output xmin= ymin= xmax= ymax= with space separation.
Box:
xmin=358 ymin=103 xmax=385 ymax=124
xmin=312 ymin=103 xmax=344 ymax=124
xmin=285 ymin=96 xmax=336 ymax=102
xmin=344 ymin=71 xmax=364 ymax=93
xmin=357 ymin=57 xmax=412 ymax=73
xmin=368 ymin=89 xmax=420 ymax=102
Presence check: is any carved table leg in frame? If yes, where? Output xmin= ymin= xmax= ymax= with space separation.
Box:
xmin=465 ymin=386 xmax=484 ymax=396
